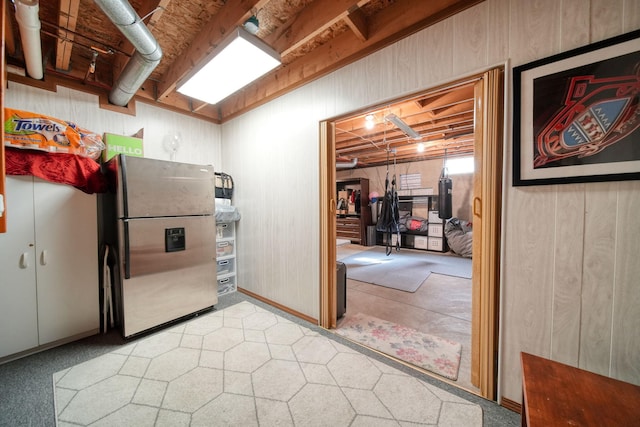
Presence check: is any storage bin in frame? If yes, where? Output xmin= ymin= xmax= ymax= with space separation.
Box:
xmin=428 ymin=223 xmax=443 ymax=237
xmin=428 ymin=237 xmax=444 ymax=251
xmin=216 ymin=223 xmax=234 ymax=239
xmin=216 ymin=258 xmax=235 ymax=276
xmin=216 ymin=240 xmax=235 ymax=257
xmin=414 ymin=235 xmax=429 ymax=249
xmin=428 ymin=210 xmax=443 ymax=223
xmin=217 ymin=275 xmax=237 ymax=296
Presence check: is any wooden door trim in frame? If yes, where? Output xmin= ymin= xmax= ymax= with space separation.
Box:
xmin=318 ymin=67 xmax=504 ymax=401
xmin=471 ymin=67 xmax=504 ymax=399
xmin=319 ymin=121 xmax=337 ymax=328
xmin=1 ymin=0 xmax=7 ymax=233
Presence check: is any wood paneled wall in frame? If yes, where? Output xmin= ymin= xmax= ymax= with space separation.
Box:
xmin=4 ymin=82 xmax=222 ymax=165
xmin=221 ymin=0 xmax=640 ymax=405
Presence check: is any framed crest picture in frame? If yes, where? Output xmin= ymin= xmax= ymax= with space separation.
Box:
xmin=513 ymin=29 xmax=640 ymax=186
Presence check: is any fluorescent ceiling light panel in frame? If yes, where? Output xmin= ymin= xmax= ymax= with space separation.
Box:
xmin=177 ymin=27 xmax=281 ymax=104
xmin=385 ymin=113 xmax=421 ymax=140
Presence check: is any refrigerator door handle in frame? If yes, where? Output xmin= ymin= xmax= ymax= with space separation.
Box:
xmin=124 ymin=220 xmax=131 ymax=279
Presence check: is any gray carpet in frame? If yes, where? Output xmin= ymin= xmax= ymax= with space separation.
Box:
xmin=342 ymin=247 xmax=472 ymax=292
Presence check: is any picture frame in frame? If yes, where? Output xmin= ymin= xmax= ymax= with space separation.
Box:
xmin=513 ymin=29 xmax=640 ymax=186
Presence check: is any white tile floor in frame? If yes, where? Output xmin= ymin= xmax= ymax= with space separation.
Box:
xmin=54 ymin=301 xmax=483 ymax=426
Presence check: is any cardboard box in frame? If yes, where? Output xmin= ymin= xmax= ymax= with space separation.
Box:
xmin=103 ymin=133 xmax=144 ymax=161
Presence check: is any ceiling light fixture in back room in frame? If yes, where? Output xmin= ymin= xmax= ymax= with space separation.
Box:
xmin=176 ymin=26 xmax=281 ymax=105
xmin=385 ymin=113 xmax=421 ymax=140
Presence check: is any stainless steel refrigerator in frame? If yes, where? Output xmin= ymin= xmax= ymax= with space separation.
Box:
xmin=101 ymin=154 xmax=218 ymax=338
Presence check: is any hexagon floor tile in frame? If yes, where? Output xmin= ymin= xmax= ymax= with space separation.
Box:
xmin=53 ymin=301 xmax=482 ymax=426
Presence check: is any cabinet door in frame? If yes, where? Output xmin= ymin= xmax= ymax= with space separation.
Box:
xmin=33 ymin=179 xmax=99 ymax=345
xmin=0 ymin=177 xmax=38 ymax=358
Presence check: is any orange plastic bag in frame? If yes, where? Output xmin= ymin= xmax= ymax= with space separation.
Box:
xmin=4 ymin=108 xmax=105 ymax=159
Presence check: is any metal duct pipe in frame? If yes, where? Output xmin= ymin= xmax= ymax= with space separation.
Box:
xmin=14 ymin=0 xmax=43 ymax=80
xmin=336 ymin=158 xmax=358 ymax=169
xmin=94 ymin=0 xmax=162 ymax=106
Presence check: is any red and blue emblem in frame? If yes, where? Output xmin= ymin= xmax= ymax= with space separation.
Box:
xmin=535 ymin=68 xmax=640 ymax=167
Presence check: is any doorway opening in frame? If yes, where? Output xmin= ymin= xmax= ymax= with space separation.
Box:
xmin=319 ymin=67 xmax=504 ymax=400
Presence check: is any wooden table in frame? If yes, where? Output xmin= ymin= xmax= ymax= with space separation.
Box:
xmin=521 ymin=352 xmax=640 ymax=426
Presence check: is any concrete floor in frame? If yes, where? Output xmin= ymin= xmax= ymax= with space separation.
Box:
xmin=336 ymin=243 xmax=478 ymax=394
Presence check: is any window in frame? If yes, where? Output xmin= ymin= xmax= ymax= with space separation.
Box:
xmin=445 ymin=156 xmax=474 ymax=175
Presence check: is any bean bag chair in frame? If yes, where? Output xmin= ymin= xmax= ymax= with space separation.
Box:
xmin=444 ymin=217 xmax=473 ymax=258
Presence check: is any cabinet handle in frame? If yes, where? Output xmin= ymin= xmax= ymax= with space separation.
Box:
xmin=473 ymin=197 xmax=482 ymax=218
xmin=40 ymin=250 xmax=48 ymax=266
xmin=330 ymin=199 xmax=335 ymax=214
xmin=20 ymin=252 xmax=29 ymax=269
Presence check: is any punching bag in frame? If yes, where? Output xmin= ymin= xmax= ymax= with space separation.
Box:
xmin=438 ymin=167 xmax=452 ymax=220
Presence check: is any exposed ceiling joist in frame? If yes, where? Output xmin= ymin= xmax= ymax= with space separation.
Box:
xmin=345 ymin=7 xmax=369 ymax=42
xmin=334 ymin=77 xmax=478 ymax=169
xmin=266 ymin=0 xmax=372 ymax=57
xmin=155 ymin=0 xmax=268 ymax=100
xmin=218 ymin=0 xmax=483 ymax=120
xmin=55 ymin=0 xmax=80 ymax=71
xmin=6 ymin=0 xmax=484 ymax=128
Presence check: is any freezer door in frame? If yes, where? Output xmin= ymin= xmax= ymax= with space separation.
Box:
xmin=118 ymin=215 xmax=217 ymax=337
xmin=116 ymin=155 xmax=215 ymax=218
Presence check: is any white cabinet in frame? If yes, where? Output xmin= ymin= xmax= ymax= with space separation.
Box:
xmin=216 ymin=222 xmax=237 ymax=296
xmin=0 ymin=176 xmax=38 ymax=358
xmin=0 ymin=176 xmax=99 ymax=360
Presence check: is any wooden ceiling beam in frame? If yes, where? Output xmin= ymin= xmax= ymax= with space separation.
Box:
xmin=145 ymin=0 xmax=171 ymax=32
xmin=344 ymin=141 xmax=475 ymax=168
xmin=336 ymin=111 xmax=475 ymax=147
xmin=431 ymin=99 xmax=475 ymax=118
xmin=55 ymin=0 xmax=80 ymax=71
xmin=218 ymin=0 xmax=484 ymax=121
xmin=4 ymin=0 xmax=15 ymax=56
xmin=266 ymin=0 xmax=372 ymax=57
xmin=417 ymin=85 xmax=475 ymax=111
xmin=345 ymin=7 xmax=369 ymax=42
xmin=155 ymin=0 xmax=269 ymax=101
xmin=136 ymin=79 xmax=220 ymax=122
xmin=335 ymin=113 xmax=475 ymax=158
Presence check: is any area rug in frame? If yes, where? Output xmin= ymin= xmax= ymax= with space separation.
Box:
xmin=341 ymin=246 xmax=472 ymax=292
xmin=336 ymin=312 xmax=462 ymax=381
xmin=53 ymin=301 xmax=481 ymax=426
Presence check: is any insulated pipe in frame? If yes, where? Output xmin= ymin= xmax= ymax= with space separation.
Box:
xmin=94 ymin=0 xmax=162 ymax=107
xmin=14 ymin=0 xmax=43 ymax=80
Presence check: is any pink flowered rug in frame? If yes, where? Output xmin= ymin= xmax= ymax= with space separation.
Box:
xmin=336 ymin=313 xmax=462 ymax=380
